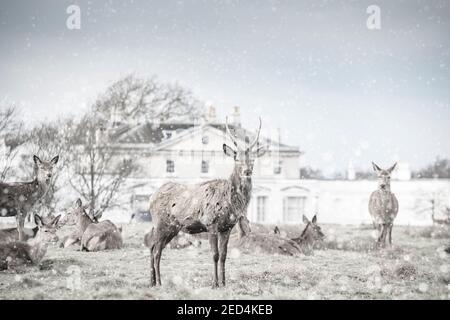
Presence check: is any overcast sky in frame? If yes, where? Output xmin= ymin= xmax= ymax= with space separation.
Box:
xmin=0 ymin=0 xmax=449 ymax=174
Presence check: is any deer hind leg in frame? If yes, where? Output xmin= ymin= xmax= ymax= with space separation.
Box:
xmin=151 ymin=223 xmax=180 ymax=286
xmin=148 ymin=228 xmax=157 ymax=286
xmin=209 ymin=232 xmax=219 ymax=289
xmin=218 ymin=229 xmax=232 ymax=287
xmin=388 ymin=224 xmax=393 ymax=246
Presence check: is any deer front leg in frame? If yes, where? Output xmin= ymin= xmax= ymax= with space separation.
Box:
xmin=218 ymin=229 xmax=231 ymax=287
xmin=209 ymin=233 xmax=219 ymax=289
xmin=16 ymin=211 xmax=25 ymax=241
xmin=377 ymin=224 xmax=387 ymax=248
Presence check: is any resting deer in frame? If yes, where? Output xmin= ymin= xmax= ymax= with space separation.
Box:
xmin=0 ymin=214 xmax=60 ymax=270
xmin=59 ymin=198 xmax=121 ymax=251
xmin=147 ymin=118 xmax=265 ymax=287
xmin=369 ymin=162 xmax=399 ymax=247
xmin=81 ymin=217 xmax=123 ymax=252
xmin=0 ymin=155 xmax=59 ymax=241
xmin=59 ymin=198 xmax=97 ymax=248
xmin=291 ymin=214 xmax=325 ymax=254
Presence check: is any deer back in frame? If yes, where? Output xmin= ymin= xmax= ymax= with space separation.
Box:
xmin=150 ymin=179 xmax=236 ymax=231
xmin=81 ymin=220 xmax=123 ymax=251
xmin=0 ymin=227 xmax=38 ymax=243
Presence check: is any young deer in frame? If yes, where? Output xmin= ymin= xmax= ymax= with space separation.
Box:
xmin=0 ymin=155 xmax=59 ymax=241
xmin=368 ymin=162 xmax=399 ymax=247
xmin=147 ymin=118 xmax=265 ymax=288
xmin=59 ymin=198 xmax=98 ymax=248
xmin=59 ymin=198 xmax=122 ymax=251
xmin=291 ymin=214 xmax=325 ymax=254
xmin=0 ymin=214 xmax=60 ymax=270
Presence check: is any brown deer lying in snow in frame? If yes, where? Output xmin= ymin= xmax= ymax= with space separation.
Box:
xmin=0 ymin=155 xmax=59 ymax=241
xmin=147 ymin=118 xmax=265 ymax=287
xmin=0 ymin=214 xmax=60 ymax=270
xmin=59 ymin=199 xmax=122 ymax=251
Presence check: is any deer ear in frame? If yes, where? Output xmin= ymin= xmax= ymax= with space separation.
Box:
xmin=51 ymin=215 xmax=61 ymax=227
xmin=33 ymin=155 xmax=42 ymax=165
xmin=387 ymin=162 xmax=397 ymax=173
xmin=372 ymin=162 xmax=381 ymax=172
xmin=76 ymin=198 xmax=82 ymax=207
xmin=34 ymin=214 xmax=44 ymax=227
xmin=223 ymin=144 xmax=236 ymax=159
xmin=312 ymin=214 xmax=317 ymax=224
xmin=254 ymin=146 xmax=266 ymax=158
xmin=50 ymin=155 xmax=59 ymax=165
xmin=95 ymin=210 xmax=103 ymax=220
xmin=302 ymin=214 xmax=310 ymax=224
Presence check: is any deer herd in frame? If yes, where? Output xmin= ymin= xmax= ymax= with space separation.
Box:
xmin=0 ymin=118 xmax=401 ymax=288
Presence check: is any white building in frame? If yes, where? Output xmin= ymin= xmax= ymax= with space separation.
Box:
xmin=3 ymin=107 xmax=448 ymax=226
xmin=94 ymin=107 xmax=450 ymax=226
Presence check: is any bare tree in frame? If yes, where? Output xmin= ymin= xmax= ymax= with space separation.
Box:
xmin=0 ymin=106 xmax=26 ymax=181
xmin=413 ymin=157 xmax=450 ymax=179
xmin=93 ymin=74 xmax=204 ymax=125
xmin=414 ymin=190 xmax=450 ymax=225
xmin=68 ymin=115 xmax=136 ymax=216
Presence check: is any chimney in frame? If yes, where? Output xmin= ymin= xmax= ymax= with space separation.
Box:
xmin=205 ymin=105 xmax=216 ymax=123
xmin=232 ymin=106 xmax=241 ymax=127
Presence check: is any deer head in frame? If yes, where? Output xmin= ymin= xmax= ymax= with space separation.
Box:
xmin=372 ymin=162 xmax=397 ymax=191
xmin=34 ymin=214 xmax=61 ymax=243
xmin=60 ymin=198 xmax=97 ymax=226
xmin=301 ymin=214 xmax=325 ymax=241
xmin=33 ymin=155 xmax=59 ymax=185
xmin=223 ymin=117 xmax=266 ymax=179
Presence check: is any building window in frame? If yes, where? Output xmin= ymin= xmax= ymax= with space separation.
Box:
xmin=274 ymin=160 xmax=282 ymax=174
xmin=202 ymin=135 xmax=209 ymax=144
xmin=256 ymin=196 xmax=267 ymax=222
xmin=201 ymin=160 xmax=209 ymax=173
xmin=166 ymin=160 xmax=175 ymax=173
xmin=283 ymin=196 xmax=306 ymax=222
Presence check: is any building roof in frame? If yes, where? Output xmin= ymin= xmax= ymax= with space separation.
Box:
xmin=105 ymin=121 xmax=301 ymax=153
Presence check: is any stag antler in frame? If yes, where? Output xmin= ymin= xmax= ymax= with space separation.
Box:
xmin=249 ymin=117 xmax=262 ymax=149
xmin=225 ymin=116 xmax=239 ymax=148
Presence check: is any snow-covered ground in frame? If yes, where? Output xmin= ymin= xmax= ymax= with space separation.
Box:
xmin=0 ymin=223 xmax=449 ymax=300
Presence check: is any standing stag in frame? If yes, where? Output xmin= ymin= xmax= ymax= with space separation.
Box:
xmin=147 ymin=118 xmax=265 ymax=287
xmin=0 ymin=155 xmax=59 ymax=241
xmin=369 ymin=162 xmax=399 ymax=247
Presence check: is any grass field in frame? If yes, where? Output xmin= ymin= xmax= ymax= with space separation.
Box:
xmin=0 ymin=222 xmax=449 ymax=300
